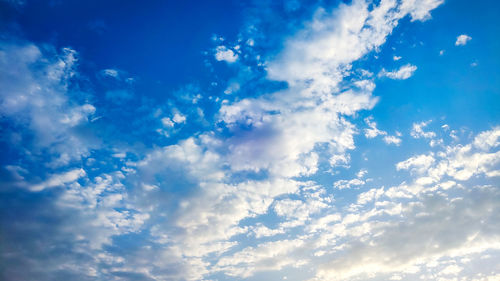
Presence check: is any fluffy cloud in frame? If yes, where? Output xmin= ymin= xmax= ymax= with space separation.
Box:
xmin=220 ymin=0 xmax=439 ymax=179
xmin=400 ymin=0 xmax=444 ymax=21
xmin=455 ymin=34 xmax=472 ymax=46
xmin=215 ymin=45 xmax=238 ymax=63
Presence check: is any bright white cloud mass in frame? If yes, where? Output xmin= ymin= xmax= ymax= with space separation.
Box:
xmin=455 ymin=34 xmax=472 ymax=46
xmin=1 ymin=1 xmax=499 ymax=281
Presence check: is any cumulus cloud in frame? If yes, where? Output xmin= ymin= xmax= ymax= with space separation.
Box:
xmin=379 ymin=63 xmax=417 ymax=80
xmin=455 ymin=34 xmax=472 ymax=46
xmin=215 ymin=45 xmax=238 ymax=63
xmin=172 ymin=113 xmax=186 ymax=123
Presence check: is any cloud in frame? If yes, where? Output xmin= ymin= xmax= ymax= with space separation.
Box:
xmin=101 ymin=68 xmax=119 ymax=78
xmin=396 ymin=153 xmax=435 ymax=173
xmin=383 ymin=135 xmax=402 ymax=145
xmin=207 ymin=126 xmax=500 ymax=281
xmin=161 ymin=117 xmax=175 ymax=127
xmin=308 ymin=127 xmax=500 ymax=280
xmin=220 ymin=0 xmax=444 ymax=178
xmin=1 ymin=170 xmax=150 ymax=280
xmin=364 ymin=117 xmax=387 ymax=138
xmin=379 ymin=63 xmax=417 ymax=80
xmin=215 ymin=45 xmax=238 ymax=63
xmin=364 ymin=117 xmax=402 ymax=145
xmin=172 ymin=113 xmax=186 ymax=123
xmin=474 ymin=127 xmax=500 ymax=150
xmin=397 ymin=127 xmax=500 ymax=184
xmin=30 ymin=168 xmax=86 ymax=191
xmin=214 ymin=239 xmax=306 ymax=278
xmin=136 ymin=1 xmax=444 ymax=279
xmin=0 ymin=42 xmax=98 ymax=166
xmin=314 ymin=186 xmax=500 ymax=281
xmin=334 ymin=178 xmax=365 ymax=189
xmin=2 ymin=1 xmax=470 ymax=280
xmin=411 ymin=120 xmax=436 ymax=139
xmin=400 ymin=0 xmax=444 ymax=22
xmin=455 ymin=34 xmax=472 ymax=46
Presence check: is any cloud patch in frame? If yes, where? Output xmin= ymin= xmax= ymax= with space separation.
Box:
xmin=455 ymin=34 xmax=472 ymax=46
xmin=379 ymin=63 xmax=417 ymax=80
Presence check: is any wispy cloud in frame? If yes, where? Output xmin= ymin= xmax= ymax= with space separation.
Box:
xmin=379 ymin=64 xmax=418 ymax=80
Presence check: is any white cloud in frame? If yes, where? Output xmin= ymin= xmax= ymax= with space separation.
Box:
xmin=364 ymin=117 xmax=387 ymax=138
xmin=0 ymin=42 xmax=98 ymax=165
xmin=101 ymin=68 xmax=119 ymax=78
xmin=172 ymin=113 xmax=186 ymax=123
xmin=30 ymin=168 xmax=86 ymax=191
xmin=474 ymin=127 xmax=500 ymax=150
xmin=400 ymin=0 xmax=444 ymax=22
xmin=251 ymin=224 xmax=285 ymax=238
xmin=313 ymin=186 xmax=500 ymax=281
xmin=215 ymin=46 xmax=238 ymax=63
xmin=334 ymin=178 xmax=365 ymax=189
xmin=399 ymin=127 xmax=500 ymax=183
xmin=379 ymin=63 xmax=417 ymax=80
xmin=455 ymin=34 xmax=472 ymax=46
xmin=214 ymin=239 xmax=306 ymax=278
xmin=356 ymin=169 xmax=368 ymax=178
xmin=411 ymin=120 xmax=436 ymax=139
xmin=161 ymin=117 xmax=174 ymax=127
xmin=364 ymin=117 xmax=402 ymax=145
xmin=383 ymin=135 xmax=402 ymax=145
xmin=396 ymin=154 xmax=435 ymax=173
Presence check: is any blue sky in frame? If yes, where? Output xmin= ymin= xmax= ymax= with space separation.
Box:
xmin=1 ymin=0 xmax=500 ymax=280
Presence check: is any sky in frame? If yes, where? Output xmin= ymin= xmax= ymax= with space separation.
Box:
xmin=0 ymin=0 xmax=500 ymax=280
